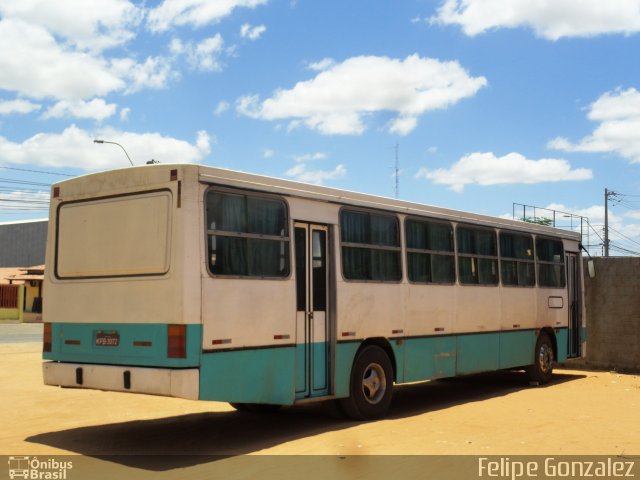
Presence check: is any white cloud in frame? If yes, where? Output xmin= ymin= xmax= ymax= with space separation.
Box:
xmin=191 ymin=35 xmax=225 ymax=71
xmin=214 ymin=101 xmax=230 ymax=116
xmin=286 ymin=163 xmax=346 ymax=184
xmin=0 ymin=0 xmax=143 ymax=52
xmin=236 ymin=54 xmax=487 ymax=135
xmin=119 ymin=107 xmax=130 ymax=121
xmin=0 ymin=19 xmax=125 ymax=100
xmin=549 ymin=87 xmax=640 ymax=163
xmin=0 ymin=18 xmax=177 ymax=100
xmin=195 ymin=130 xmax=212 ymax=153
xmin=0 ymin=99 xmax=41 ymax=115
xmin=388 ymin=116 xmax=418 ymax=136
xmin=169 ymin=37 xmax=184 ymax=54
xmin=416 ymin=151 xmax=592 ymax=192
xmin=111 ymin=56 xmax=176 ymax=93
xmin=432 ymin=0 xmax=640 ymax=40
xmin=262 ymin=148 xmax=275 ymax=158
xmin=240 ymin=23 xmax=266 ymax=40
xmin=307 ymin=58 xmax=335 ymax=71
xmin=623 ymin=210 xmax=640 ymax=220
xmin=169 ymin=35 xmax=225 ymax=72
xmin=293 ymin=152 xmax=327 ymax=162
xmin=147 ymin=0 xmax=268 ymax=32
xmin=285 ymin=152 xmax=344 ymax=184
xmin=0 ymin=189 xmax=50 ymax=211
xmin=42 ymin=98 xmax=117 ymax=122
xmin=0 ymin=125 xmax=211 ymax=170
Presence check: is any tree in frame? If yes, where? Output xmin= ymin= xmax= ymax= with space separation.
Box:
xmin=520 ymin=216 xmax=552 ymax=226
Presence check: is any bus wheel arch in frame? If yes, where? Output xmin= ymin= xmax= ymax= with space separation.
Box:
xmin=339 ymin=341 xmax=395 ymax=420
xmin=357 ymin=337 xmax=398 ymax=382
xmin=540 ymin=327 xmax=558 ymax=360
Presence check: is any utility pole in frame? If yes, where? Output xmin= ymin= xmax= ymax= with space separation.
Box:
xmin=394 ymin=142 xmax=399 ymax=199
xmin=604 ymin=188 xmax=609 ymax=256
xmin=604 ymin=188 xmax=618 ymax=257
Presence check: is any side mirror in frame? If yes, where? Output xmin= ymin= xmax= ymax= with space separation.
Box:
xmin=587 ymin=259 xmax=595 ymax=279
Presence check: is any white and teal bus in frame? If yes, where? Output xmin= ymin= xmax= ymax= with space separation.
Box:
xmin=43 ymin=164 xmax=586 ymax=419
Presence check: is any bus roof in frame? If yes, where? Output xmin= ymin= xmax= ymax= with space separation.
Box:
xmin=54 ymin=163 xmax=582 ymax=242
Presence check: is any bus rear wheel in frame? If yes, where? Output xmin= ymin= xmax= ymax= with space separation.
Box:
xmin=526 ymin=332 xmax=554 ymax=384
xmin=339 ymin=345 xmax=394 ymax=420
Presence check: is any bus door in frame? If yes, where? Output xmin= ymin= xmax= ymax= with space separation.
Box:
xmin=294 ymin=222 xmax=330 ymax=399
xmin=566 ymin=252 xmax=582 ymax=358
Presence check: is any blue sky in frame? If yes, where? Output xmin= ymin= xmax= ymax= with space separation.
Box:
xmin=1 ymin=0 xmax=640 ymax=256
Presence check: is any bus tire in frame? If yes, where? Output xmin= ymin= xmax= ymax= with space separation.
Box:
xmin=526 ymin=332 xmax=554 ymax=384
xmin=339 ymin=345 xmax=394 ymax=420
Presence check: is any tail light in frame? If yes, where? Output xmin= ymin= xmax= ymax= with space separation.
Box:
xmin=167 ymin=324 xmax=186 ymax=358
xmin=43 ymin=323 xmax=52 ymax=352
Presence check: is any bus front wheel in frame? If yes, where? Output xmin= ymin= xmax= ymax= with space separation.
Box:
xmin=526 ymin=332 xmax=554 ymax=384
xmin=339 ymin=345 xmax=394 ymax=420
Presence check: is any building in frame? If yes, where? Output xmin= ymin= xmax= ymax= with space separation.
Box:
xmin=0 ymin=219 xmax=47 ymax=322
xmin=0 ymin=219 xmax=48 ymax=268
xmin=0 ymin=265 xmax=44 ymax=322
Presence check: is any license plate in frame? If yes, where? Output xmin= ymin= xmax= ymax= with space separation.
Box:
xmin=95 ymin=331 xmax=120 ymax=347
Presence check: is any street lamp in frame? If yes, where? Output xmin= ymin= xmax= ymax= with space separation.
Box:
xmin=93 ymin=139 xmax=134 ymax=166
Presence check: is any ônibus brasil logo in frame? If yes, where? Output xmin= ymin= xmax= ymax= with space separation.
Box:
xmin=8 ymin=457 xmax=73 ymax=480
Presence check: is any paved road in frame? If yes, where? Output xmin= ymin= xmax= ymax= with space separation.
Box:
xmin=0 ymin=322 xmax=43 ymax=344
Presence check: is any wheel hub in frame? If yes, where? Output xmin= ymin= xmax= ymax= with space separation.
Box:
xmin=362 ymin=363 xmax=387 ymax=405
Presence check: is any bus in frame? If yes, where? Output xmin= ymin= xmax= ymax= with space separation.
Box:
xmin=42 ymin=164 xmax=586 ymax=419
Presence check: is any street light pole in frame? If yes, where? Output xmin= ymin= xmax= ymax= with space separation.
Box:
xmin=93 ymin=139 xmax=134 ymax=166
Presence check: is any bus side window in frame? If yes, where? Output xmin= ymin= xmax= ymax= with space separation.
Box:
xmin=340 ymin=209 xmax=401 ymax=282
xmin=406 ymin=218 xmax=455 ymax=284
xmin=206 ymin=190 xmax=290 ymax=278
xmin=536 ymin=238 xmax=565 ymax=287
xmin=457 ymin=226 xmax=498 ymax=285
xmin=500 ymin=232 xmax=535 ymax=287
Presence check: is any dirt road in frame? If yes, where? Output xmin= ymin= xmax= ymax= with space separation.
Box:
xmin=1 ymin=339 xmax=639 ymax=479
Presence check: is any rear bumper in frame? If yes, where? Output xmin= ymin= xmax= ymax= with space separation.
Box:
xmin=43 ymin=361 xmax=199 ymax=400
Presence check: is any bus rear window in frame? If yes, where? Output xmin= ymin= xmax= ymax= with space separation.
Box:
xmin=56 ymin=191 xmax=172 ymax=278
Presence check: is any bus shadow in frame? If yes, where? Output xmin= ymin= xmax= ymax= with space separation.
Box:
xmin=387 ymin=370 xmax=583 ymax=419
xmin=25 ymin=370 xmax=584 ymax=471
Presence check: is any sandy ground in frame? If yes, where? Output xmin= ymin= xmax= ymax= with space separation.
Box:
xmin=2 ymin=341 xmax=639 ymax=459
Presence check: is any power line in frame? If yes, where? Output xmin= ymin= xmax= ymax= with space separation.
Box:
xmin=0 ymin=165 xmax=73 ymax=177
xmin=609 ymin=244 xmax=640 ymax=256
xmin=0 ymin=178 xmax=52 ymax=187
xmin=608 ymin=227 xmax=640 ymax=249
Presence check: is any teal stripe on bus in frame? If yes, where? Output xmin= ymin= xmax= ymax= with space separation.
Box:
xmin=403 ymin=335 xmax=457 ymax=382
xmin=337 ymin=329 xmax=561 ymax=394
xmin=556 ymin=328 xmax=568 ymax=362
xmin=334 ymin=342 xmax=360 ymax=398
xmin=498 ymin=330 xmax=537 ymax=369
xmin=42 ymin=323 xmax=201 ymax=368
xmin=200 ymin=347 xmax=296 ymax=404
